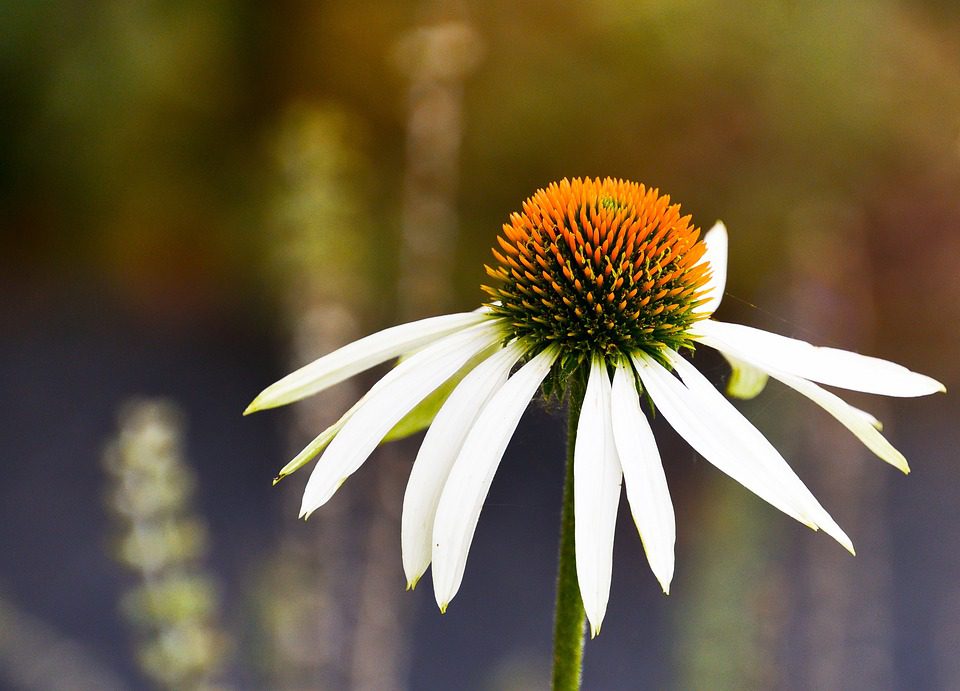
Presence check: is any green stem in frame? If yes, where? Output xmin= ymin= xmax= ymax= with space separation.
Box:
xmin=552 ymin=371 xmax=587 ymax=691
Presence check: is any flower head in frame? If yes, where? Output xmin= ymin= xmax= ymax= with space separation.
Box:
xmin=484 ymin=178 xmax=709 ymax=365
xmin=247 ymin=177 xmax=944 ymax=637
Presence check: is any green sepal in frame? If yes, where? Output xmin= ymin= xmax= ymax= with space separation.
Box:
xmin=723 ymin=352 xmax=769 ymax=400
xmin=273 ymin=427 xmax=335 ymax=485
xmin=381 ymin=374 xmax=458 ymax=442
xmin=382 ymin=347 xmax=494 ymax=442
xmin=272 ymin=396 xmax=365 ymax=484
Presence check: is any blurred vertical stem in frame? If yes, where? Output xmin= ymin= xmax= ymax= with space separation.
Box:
xmin=393 ymin=20 xmax=483 ymax=317
xmin=103 ymin=399 xmax=229 ymax=689
xmin=552 ymin=372 xmax=587 ymax=691
xmin=266 ymin=105 xmax=374 ymax=689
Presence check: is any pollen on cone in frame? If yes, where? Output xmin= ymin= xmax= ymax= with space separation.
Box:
xmin=484 ymin=177 xmax=711 ymax=361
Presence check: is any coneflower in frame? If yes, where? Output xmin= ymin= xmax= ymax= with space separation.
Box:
xmin=246 ymin=177 xmax=943 ymax=682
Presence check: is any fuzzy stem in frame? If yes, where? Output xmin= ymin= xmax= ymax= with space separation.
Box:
xmin=552 ymin=371 xmax=587 ymax=690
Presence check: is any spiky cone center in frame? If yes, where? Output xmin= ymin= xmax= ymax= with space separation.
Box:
xmin=484 ymin=177 xmax=711 ymax=370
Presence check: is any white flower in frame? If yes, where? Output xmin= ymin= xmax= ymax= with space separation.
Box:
xmin=246 ymin=178 xmax=944 ymax=637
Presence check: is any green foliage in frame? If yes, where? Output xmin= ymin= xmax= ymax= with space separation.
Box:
xmin=382 ymin=373 xmax=457 ymax=442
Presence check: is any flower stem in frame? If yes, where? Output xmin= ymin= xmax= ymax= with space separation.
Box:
xmin=552 ymin=371 xmax=587 ymax=691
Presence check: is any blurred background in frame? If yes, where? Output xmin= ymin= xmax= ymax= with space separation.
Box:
xmin=2 ymin=0 xmax=959 ymax=689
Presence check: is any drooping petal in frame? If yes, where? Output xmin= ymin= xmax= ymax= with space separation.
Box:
xmin=694 ymin=319 xmax=945 ymax=397
xmin=666 ymin=351 xmax=855 ymax=552
xmin=764 ymin=369 xmax=910 ymax=473
xmin=575 ymin=358 xmax=623 ymax=637
xmin=401 ymin=342 xmax=525 ymax=589
xmin=431 ymin=347 xmax=558 ymax=612
xmin=636 ymin=352 xmax=854 ymax=554
xmin=245 ymin=311 xmax=490 ymax=413
xmin=273 ymin=393 xmax=368 ymax=483
xmin=851 ymin=407 xmax=884 ymax=430
xmin=299 ymin=323 xmax=499 ymax=517
xmin=721 ymin=351 xmax=769 ymax=400
xmin=275 ymin=347 xmax=491 ymax=484
xmin=610 ymin=361 xmax=675 ymax=594
xmin=694 ymin=221 xmax=728 ymax=316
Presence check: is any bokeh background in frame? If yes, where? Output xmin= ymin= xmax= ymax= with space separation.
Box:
xmin=2 ymin=1 xmax=959 ymax=689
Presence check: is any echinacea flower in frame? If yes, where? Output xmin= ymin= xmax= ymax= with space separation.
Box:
xmin=246 ymin=177 xmax=943 ymax=637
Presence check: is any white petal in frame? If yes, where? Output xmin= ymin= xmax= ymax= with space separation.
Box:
xmin=764 ymin=369 xmax=910 ymax=473
xmin=299 ymin=323 xmax=499 ymax=517
xmin=694 ymin=319 xmax=945 ymax=397
xmin=637 ymin=352 xmax=854 ymax=554
xmin=575 ymin=359 xmax=623 ymax=637
xmin=431 ymin=348 xmax=558 ymax=612
xmin=665 ymin=351 xmax=855 ymax=552
xmin=610 ymin=362 xmax=675 ymax=594
xmin=245 ymin=311 xmax=490 ymax=413
xmin=634 ymin=355 xmax=807 ymax=525
xmin=694 ymin=221 xmax=728 ymax=316
xmin=401 ymin=342 xmax=525 ymax=589
xmin=274 ymin=393 xmax=368 ymax=483
xmin=852 ymin=407 xmax=884 ymax=431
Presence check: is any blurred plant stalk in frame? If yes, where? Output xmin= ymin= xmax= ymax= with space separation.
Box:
xmin=267 ymin=14 xmax=484 ymax=690
xmin=263 ymin=104 xmax=376 ymax=690
xmin=784 ymin=203 xmax=895 ymax=690
xmin=676 ymin=463 xmax=781 ymax=688
xmin=260 ymin=16 xmax=484 ymax=689
xmin=394 ymin=18 xmax=484 ymax=318
xmin=102 ymin=400 xmax=230 ymax=690
xmin=348 ymin=16 xmax=483 ymax=691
